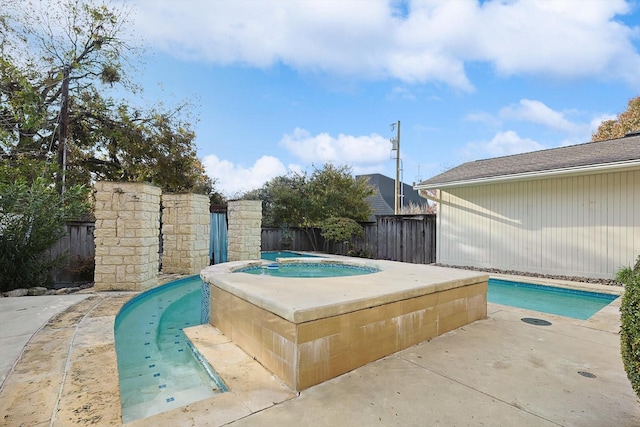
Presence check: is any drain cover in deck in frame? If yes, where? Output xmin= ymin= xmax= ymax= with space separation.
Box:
xmin=521 ymin=317 xmax=552 ymax=326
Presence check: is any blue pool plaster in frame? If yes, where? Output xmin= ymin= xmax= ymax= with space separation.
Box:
xmin=115 ymin=276 xmax=226 ymax=423
xmin=488 ymin=278 xmax=619 ymax=320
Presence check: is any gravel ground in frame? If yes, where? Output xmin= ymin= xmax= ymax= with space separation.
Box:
xmin=436 ymin=264 xmax=623 ymax=287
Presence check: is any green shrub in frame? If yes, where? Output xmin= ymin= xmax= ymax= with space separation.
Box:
xmin=618 ymin=255 xmax=640 ymax=398
xmin=320 ymin=217 xmax=364 ymax=244
xmin=0 ymin=178 xmax=89 ymax=292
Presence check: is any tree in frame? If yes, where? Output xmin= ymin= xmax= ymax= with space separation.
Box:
xmin=263 ymin=173 xmax=311 ymax=228
xmin=592 ymin=96 xmax=640 ymax=141
xmin=249 ymin=164 xmax=374 ymax=251
xmin=0 ymin=177 xmax=90 ymax=291
xmin=0 ymin=0 xmax=216 ymax=288
xmin=0 ymin=0 xmax=214 ymax=194
xmin=70 ymin=93 xmax=214 ymax=193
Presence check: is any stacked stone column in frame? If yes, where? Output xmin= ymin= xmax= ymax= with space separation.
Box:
xmin=227 ymin=200 xmax=262 ymax=261
xmin=161 ymin=194 xmax=211 ymax=274
xmin=94 ymin=181 xmax=161 ymax=291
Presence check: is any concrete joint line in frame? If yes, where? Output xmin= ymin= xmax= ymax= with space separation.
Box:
xmin=49 ymin=295 xmax=105 ymax=427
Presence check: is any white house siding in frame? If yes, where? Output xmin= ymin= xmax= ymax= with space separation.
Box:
xmin=436 ymin=169 xmax=640 ymax=279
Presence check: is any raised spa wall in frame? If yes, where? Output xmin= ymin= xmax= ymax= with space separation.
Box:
xmin=201 ymin=259 xmax=488 ymax=391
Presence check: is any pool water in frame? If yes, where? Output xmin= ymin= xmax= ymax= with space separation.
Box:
xmin=115 ymin=276 xmax=227 ymax=423
xmin=260 ymin=251 xmax=321 ymax=261
xmin=488 ymin=278 xmax=619 ymax=320
xmin=238 ymin=262 xmax=379 ymax=278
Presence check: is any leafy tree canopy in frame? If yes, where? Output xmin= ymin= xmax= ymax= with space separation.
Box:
xmin=592 ymin=96 xmax=640 ymax=142
xmin=0 ymin=0 xmax=215 ymax=194
xmin=246 ymin=164 xmax=374 ymax=250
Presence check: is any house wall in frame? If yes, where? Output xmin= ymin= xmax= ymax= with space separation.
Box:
xmin=436 ymin=169 xmax=640 ymax=279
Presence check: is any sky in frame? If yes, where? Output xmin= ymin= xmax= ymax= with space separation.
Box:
xmin=115 ymin=0 xmax=640 ymax=197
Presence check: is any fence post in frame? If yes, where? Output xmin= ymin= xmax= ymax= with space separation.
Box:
xmin=93 ymin=181 xmax=161 ymax=291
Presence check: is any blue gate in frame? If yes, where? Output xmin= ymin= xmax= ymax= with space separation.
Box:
xmin=210 ymin=212 xmax=228 ymax=264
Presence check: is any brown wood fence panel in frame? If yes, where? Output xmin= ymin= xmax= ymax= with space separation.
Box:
xmin=54 ymin=215 xmax=435 ymax=284
xmin=261 ymin=227 xmax=318 ymax=252
xmin=261 ymin=215 xmax=436 ymax=264
xmin=375 ymin=215 xmax=436 ymax=264
xmin=330 ymin=222 xmax=379 ymax=257
xmin=48 ymin=221 xmax=95 ymax=283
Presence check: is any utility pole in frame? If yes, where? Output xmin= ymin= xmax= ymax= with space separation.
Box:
xmin=57 ymin=64 xmax=70 ymax=195
xmin=390 ymin=120 xmax=401 ymax=214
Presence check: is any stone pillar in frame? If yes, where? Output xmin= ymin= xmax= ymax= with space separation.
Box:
xmin=161 ymin=193 xmax=211 ymax=275
xmin=227 ymin=200 xmax=262 ymax=261
xmin=94 ymin=181 xmax=161 ymax=291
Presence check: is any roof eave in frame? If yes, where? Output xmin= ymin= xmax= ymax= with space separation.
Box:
xmin=414 ymin=160 xmax=640 ymax=190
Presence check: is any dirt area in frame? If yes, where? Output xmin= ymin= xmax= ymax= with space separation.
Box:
xmin=437 ymin=264 xmax=624 ymax=287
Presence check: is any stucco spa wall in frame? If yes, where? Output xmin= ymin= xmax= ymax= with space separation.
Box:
xmin=208 ymin=274 xmax=487 ymax=391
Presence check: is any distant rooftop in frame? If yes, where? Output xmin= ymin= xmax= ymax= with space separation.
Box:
xmin=358 ymin=173 xmax=425 ymax=221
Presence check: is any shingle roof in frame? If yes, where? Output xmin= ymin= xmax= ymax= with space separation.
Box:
xmin=416 ymin=134 xmax=640 ymax=189
xmin=358 ymin=173 xmax=426 ymax=220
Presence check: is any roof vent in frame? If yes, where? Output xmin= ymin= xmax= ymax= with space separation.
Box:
xmin=625 ymin=130 xmax=640 ymax=137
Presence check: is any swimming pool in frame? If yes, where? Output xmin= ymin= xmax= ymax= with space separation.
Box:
xmin=488 ymin=278 xmax=619 ymax=320
xmin=115 ymin=276 xmax=227 ymax=423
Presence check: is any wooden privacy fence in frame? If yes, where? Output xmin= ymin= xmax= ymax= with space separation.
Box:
xmin=50 ymin=214 xmax=436 ymax=284
xmin=373 ymin=215 xmax=436 ymax=264
xmin=262 ymin=214 xmax=436 ymax=264
xmin=48 ymin=221 xmax=95 ymax=283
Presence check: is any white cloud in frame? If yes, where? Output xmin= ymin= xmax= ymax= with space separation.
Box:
xmin=124 ymin=0 xmax=640 ymax=89
xmin=389 ymin=86 xmax=417 ymax=101
xmin=203 ymin=154 xmax=292 ymax=197
xmin=460 ymin=130 xmax=547 ymax=161
xmin=465 ymin=111 xmax=500 ymax=127
xmin=351 ymin=163 xmax=391 ymax=177
xmin=499 ymin=99 xmax=582 ymax=133
xmin=202 ymin=129 xmax=398 ymax=196
xmin=474 ymin=0 xmax=639 ymax=84
xmin=590 ymin=113 xmax=618 ymax=133
xmin=280 ymin=128 xmax=391 ymax=164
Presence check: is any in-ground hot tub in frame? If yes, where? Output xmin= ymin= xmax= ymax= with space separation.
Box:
xmin=200 ymin=257 xmax=488 ymax=391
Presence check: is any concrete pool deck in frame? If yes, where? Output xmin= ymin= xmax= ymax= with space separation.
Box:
xmin=1 ymin=274 xmax=639 ymax=426
xmin=0 ymin=293 xmax=91 ymax=386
